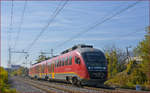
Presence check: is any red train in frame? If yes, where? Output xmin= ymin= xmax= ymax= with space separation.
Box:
xmin=29 ymin=44 xmax=107 ymax=86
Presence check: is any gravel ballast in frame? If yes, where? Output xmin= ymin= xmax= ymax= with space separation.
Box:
xmin=10 ymin=76 xmax=46 ymax=93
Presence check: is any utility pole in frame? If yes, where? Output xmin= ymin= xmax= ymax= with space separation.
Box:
xmin=41 ymin=48 xmax=54 ymax=58
xmin=126 ymin=46 xmax=132 ymax=63
xmin=51 ymin=48 xmax=53 ymax=57
xmin=25 ymin=54 xmax=29 ymax=68
xmin=30 ymin=61 xmax=32 ymax=68
xmin=8 ymin=48 xmax=12 ymax=68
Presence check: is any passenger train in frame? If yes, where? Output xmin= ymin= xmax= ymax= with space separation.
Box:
xmin=29 ymin=44 xmax=107 ymax=86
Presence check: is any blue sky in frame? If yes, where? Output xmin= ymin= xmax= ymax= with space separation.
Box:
xmin=1 ymin=1 xmax=149 ymax=68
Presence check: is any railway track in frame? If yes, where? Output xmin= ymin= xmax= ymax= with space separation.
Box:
xmin=17 ymin=78 xmax=83 ymax=93
xmin=17 ymin=77 xmax=106 ymax=93
xmin=16 ymin=77 xmax=149 ymax=93
xmin=43 ymin=79 xmax=149 ymax=93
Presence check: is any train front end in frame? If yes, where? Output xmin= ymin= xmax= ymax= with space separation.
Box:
xmin=80 ymin=48 xmax=107 ymax=85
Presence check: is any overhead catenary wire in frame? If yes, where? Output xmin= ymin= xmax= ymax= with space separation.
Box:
xmin=24 ymin=0 xmax=138 ymax=64
xmin=13 ymin=0 xmax=27 ymax=50
xmin=17 ymin=1 xmax=69 ymax=66
xmin=118 ymin=27 xmax=146 ymax=38
xmin=19 ymin=0 xmax=141 ymax=66
xmin=24 ymin=0 xmax=69 ymax=52
xmin=53 ymin=1 xmax=141 ymax=50
xmin=41 ymin=2 xmax=126 ymax=53
xmin=13 ymin=0 xmax=27 ymax=64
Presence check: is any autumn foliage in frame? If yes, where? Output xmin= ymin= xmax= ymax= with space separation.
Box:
xmin=0 ymin=67 xmax=17 ymax=93
xmin=104 ymin=29 xmax=150 ymax=90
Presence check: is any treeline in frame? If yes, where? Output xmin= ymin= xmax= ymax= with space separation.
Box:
xmin=104 ymin=29 xmax=150 ymax=90
xmin=11 ymin=67 xmax=28 ymax=77
xmin=0 ymin=67 xmax=16 ymax=93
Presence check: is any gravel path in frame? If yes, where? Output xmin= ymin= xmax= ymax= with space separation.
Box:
xmin=10 ymin=76 xmax=46 ymax=93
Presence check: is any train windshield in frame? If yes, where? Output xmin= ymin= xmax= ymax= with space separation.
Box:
xmin=82 ymin=52 xmax=107 ymax=69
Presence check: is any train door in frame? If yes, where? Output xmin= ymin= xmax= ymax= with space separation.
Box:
xmin=48 ymin=63 xmax=51 ymax=79
xmin=39 ymin=65 xmax=42 ymax=78
xmin=74 ymin=54 xmax=82 ymax=74
xmin=46 ymin=61 xmax=48 ymax=77
xmin=52 ymin=63 xmax=55 ymax=79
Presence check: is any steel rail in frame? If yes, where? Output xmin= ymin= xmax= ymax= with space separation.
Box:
xmin=17 ymin=78 xmax=57 ymax=93
xmin=17 ymin=77 xmax=83 ymax=93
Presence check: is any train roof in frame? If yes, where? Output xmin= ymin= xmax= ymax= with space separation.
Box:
xmin=76 ymin=47 xmax=102 ymax=54
xmin=61 ymin=44 xmax=93 ymax=54
xmin=61 ymin=44 xmax=103 ymax=55
xmin=30 ymin=44 xmax=103 ymax=68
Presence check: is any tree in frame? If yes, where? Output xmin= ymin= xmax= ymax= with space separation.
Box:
xmin=105 ymin=60 xmax=147 ymax=88
xmin=104 ymin=46 xmax=127 ymax=79
xmin=35 ymin=52 xmax=50 ymax=63
xmin=135 ymin=27 xmax=150 ymax=86
xmin=0 ymin=67 xmax=17 ymax=93
xmin=105 ymin=28 xmax=150 ymax=89
xmin=111 ymin=51 xmax=118 ymax=77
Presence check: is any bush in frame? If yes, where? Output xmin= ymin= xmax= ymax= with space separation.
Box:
xmin=104 ymin=60 xmax=148 ymax=90
xmin=0 ymin=67 xmax=17 ymax=93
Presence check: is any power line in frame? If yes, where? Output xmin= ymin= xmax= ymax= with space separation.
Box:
xmin=13 ymin=0 xmax=27 ymax=50
xmin=10 ymin=0 xmax=27 ymax=67
xmin=17 ymin=1 xmax=69 ymax=66
xmin=118 ymin=27 xmax=146 ymax=38
xmin=24 ymin=0 xmax=69 ymax=52
xmin=43 ymin=2 xmax=125 ymax=53
xmin=53 ymin=1 xmax=140 ymax=50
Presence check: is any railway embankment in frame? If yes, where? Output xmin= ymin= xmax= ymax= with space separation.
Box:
xmin=10 ymin=76 xmax=150 ymax=93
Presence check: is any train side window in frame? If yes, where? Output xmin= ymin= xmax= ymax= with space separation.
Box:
xmin=42 ymin=65 xmax=44 ymax=73
xmin=37 ymin=66 xmax=39 ymax=73
xmin=49 ymin=64 xmax=51 ymax=72
xmin=43 ymin=65 xmax=45 ymax=73
xmin=65 ymin=57 xmax=68 ymax=65
xmin=40 ymin=65 xmax=42 ymax=73
xmin=69 ymin=56 xmax=72 ymax=65
xmin=59 ymin=59 xmax=61 ymax=67
xmin=38 ymin=66 xmax=40 ymax=73
xmin=75 ymin=56 xmax=77 ymax=64
xmin=57 ymin=60 xmax=59 ymax=67
xmin=60 ymin=59 xmax=62 ymax=66
xmin=62 ymin=58 xmax=65 ymax=66
xmin=75 ymin=56 xmax=81 ymax=64
xmin=55 ymin=61 xmax=57 ymax=68
xmin=35 ymin=67 xmax=37 ymax=73
xmin=38 ymin=65 xmax=40 ymax=73
xmin=35 ymin=66 xmax=37 ymax=73
xmin=61 ymin=59 xmax=63 ymax=66
xmin=50 ymin=64 xmax=52 ymax=72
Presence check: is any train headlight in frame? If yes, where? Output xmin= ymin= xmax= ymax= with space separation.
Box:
xmin=88 ymin=66 xmax=106 ymax=70
xmin=103 ymin=67 xmax=106 ymax=69
xmin=88 ymin=66 xmax=93 ymax=70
